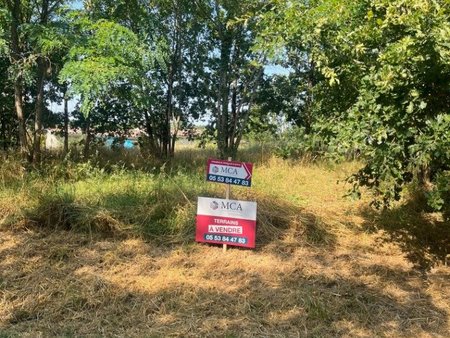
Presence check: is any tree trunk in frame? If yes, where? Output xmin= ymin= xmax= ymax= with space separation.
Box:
xmin=63 ymin=87 xmax=69 ymax=155
xmin=229 ymin=80 xmax=238 ymax=153
xmin=32 ymin=0 xmax=50 ymax=163
xmin=234 ymin=101 xmax=253 ymax=154
xmin=10 ymin=0 xmax=28 ymax=159
xmin=170 ymin=115 xmax=180 ymax=157
xmin=304 ymin=60 xmax=316 ymax=133
xmin=218 ymin=35 xmax=232 ymax=159
xmin=231 ymin=65 xmax=264 ymax=157
xmin=1 ymin=107 xmax=6 ymax=150
xmin=33 ymin=58 xmax=46 ymax=163
xmin=83 ymin=116 xmax=91 ymax=158
xmin=14 ymin=83 xmax=28 ymax=157
xmin=143 ymin=109 xmax=160 ymax=157
xmin=164 ymin=73 xmax=173 ymax=158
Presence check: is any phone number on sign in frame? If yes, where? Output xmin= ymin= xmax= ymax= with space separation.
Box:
xmin=204 ymin=234 xmax=247 ymax=244
xmin=207 ymin=175 xmax=250 ymax=186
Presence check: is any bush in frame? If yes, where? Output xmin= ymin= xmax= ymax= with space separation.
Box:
xmin=275 ymin=126 xmax=339 ymax=161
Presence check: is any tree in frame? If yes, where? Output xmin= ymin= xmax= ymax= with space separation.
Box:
xmin=252 ymin=74 xmax=313 ymax=130
xmin=1 ymin=0 xmax=68 ymax=162
xmin=85 ymin=0 xmax=212 ymax=158
xmin=71 ymin=0 xmax=267 ymax=160
xmin=0 ymin=56 xmax=16 ymax=150
xmin=342 ymin=0 xmax=450 ymax=209
xmin=196 ymin=0 xmax=266 ymax=159
xmin=59 ymin=15 xmax=145 ymax=157
xmin=257 ymin=0 xmax=450 ymax=209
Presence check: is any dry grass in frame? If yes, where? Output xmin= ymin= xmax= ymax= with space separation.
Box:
xmin=0 ymin=150 xmax=449 ymax=337
xmin=1 ymin=228 xmax=448 ymax=337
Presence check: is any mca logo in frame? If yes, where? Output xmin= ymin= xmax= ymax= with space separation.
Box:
xmin=210 ymin=201 xmax=219 ymax=210
xmin=212 ymin=166 xmax=219 ymax=174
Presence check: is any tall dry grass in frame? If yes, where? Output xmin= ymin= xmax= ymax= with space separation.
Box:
xmin=1 ymin=144 xmax=447 ymax=259
xmin=1 ymin=145 xmax=449 ymax=337
xmin=0 ymin=144 xmax=355 ymax=249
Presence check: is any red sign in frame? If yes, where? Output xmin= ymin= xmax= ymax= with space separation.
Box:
xmin=196 ymin=197 xmax=257 ymax=248
xmin=206 ymin=159 xmax=253 ymax=187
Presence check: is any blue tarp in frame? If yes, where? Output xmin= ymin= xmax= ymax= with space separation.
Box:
xmin=123 ymin=139 xmax=134 ymax=149
xmin=105 ymin=137 xmax=136 ymax=149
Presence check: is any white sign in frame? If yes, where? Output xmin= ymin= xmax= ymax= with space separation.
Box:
xmin=196 ymin=197 xmax=258 ymax=248
xmin=197 ymin=197 xmax=257 ymax=220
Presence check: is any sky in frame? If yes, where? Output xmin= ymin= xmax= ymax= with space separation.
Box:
xmin=71 ymin=0 xmax=83 ymax=10
xmin=264 ymin=64 xmax=291 ymax=76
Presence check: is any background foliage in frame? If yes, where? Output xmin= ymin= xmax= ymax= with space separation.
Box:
xmin=0 ymin=0 xmax=448 ymax=211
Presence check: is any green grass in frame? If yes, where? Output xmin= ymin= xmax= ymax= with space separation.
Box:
xmin=0 ymin=144 xmax=447 ymax=262
xmin=1 ymin=164 xmax=204 ymax=241
xmin=0 ymin=144 xmax=337 ymax=247
xmin=1 ymin=145 xmax=449 ymax=337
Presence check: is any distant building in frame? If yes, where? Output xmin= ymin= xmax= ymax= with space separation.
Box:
xmin=45 ymin=130 xmax=62 ymax=150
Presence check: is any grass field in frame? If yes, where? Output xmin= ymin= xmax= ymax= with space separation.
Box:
xmin=0 ymin=146 xmax=449 ymax=337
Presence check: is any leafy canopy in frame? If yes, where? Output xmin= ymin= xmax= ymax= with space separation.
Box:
xmin=257 ymin=0 xmax=450 ymax=209
xmin=59 ymin=15 xmax=145 ymax=117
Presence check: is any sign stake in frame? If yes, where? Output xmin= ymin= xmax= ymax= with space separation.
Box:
xmin=223 ymin=156 xmax=232 ymax=252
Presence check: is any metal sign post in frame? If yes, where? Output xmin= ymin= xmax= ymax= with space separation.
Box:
xmin=224 ymin=157 xmax=232 ymax=252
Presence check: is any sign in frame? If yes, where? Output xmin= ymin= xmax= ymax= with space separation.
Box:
xmin=206 ymin=159 xmax=253 ymax=187
xmin=196 ymin=197 xmax=257 ymax=248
